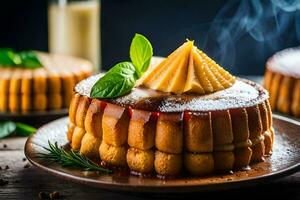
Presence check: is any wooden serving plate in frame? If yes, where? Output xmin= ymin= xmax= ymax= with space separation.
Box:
xmin=24 ymin=115 xmax=300 ymax=193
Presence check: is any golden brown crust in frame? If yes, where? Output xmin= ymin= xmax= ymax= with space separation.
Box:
xmin=33 ymin=94 xmax=47 ymax=111
xmin=0 ymin=69 xmax=10 ymax=111
xmin=259 ymin=102 xmax=269 ymax=132
xmin=99 ymin=141 xmax=127 ymax=166
xmin=184 ymin=153 xmax=214 ymax=175
xmin=67 ymin=93 xmax=274 ymax=177
xmin=80 ymin=133 xmax=101 ymax=158
xmin=184 ymin=112 xmax=213 ymax=152
xmin=246 ymin=105 xmax=263 ymax=140
xmin=234 ymin=147 xmax=252 ymax=169
xmin=46 ymin=70 xmax=62 ymax=94
xmin=21 ymin=94 xmax=32 ymax=112
xmin=9 ymin=94 xmax=20 ymax=112
xmin=212 ymin=110 xmax=233 ymax=146
xmin=20 ymin=69 xmax=32 ymax=94
xmin=251 ymin=141 xmax=265 ymax=162
xmin=269 ymin=72 xmax=282 ymax=109
xmin=291 ymin=79 xmax=300 ymax=117
xmin=102 ymin=103 xmax=130 ymax=147
xmin=84 ymin=99 xmax=104 ymax=139
xmin=126 ymin=147 xmax=154 ymax=173
xmin=9 ymin=69 xmax=22 ymax=112
xmin=213 ymin=151 xmax=234 ymax=171
xmin=276 ymin=76 xmax=294 ymax=114
xmin=0 ymin=93 xmax=8 ymax=112
xmin=155 ymin=113 xmax=183 ymax=154
xmin=265 ymin=100 xmax=273 ymax=127
xmin=69 ymin=93 xmax=81 ymax=124
xmin=230 ymin=108 xmax=249 ymax=143
xmin=75 ymin=96 xmax=91 ymax=128
xmin=128 ymin=109 xmax=155 ymax=150
xmin=263 ymin=69 xmax=273 ymax=90
xmin=260 ymin=101 xmax=273 ymax=155
xmin=154 ymin=150 xmax=182 ymax=176
xmin=263 ymin=131 xmax=273 ymax=155
xmin=33 ymin=68 xmax=47 ymax=95
xmin=61 ymin=73 xmax=76 ymax=108
xmin=71 ymin=126 xmax=86 ymax=150
xmin=67 ymin=123 xmax=75 ymax=142
xmin=48 ymin=94 xmax=63 ymax=110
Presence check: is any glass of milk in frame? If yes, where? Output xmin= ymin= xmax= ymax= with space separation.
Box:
xmin=48 ymin=0 xmax=100 ymax=71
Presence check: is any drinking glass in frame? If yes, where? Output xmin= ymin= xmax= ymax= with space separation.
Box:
xmin=48 ymin=0 xmax=100 ymax=71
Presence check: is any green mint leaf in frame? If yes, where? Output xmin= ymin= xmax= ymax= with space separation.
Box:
xmin=0 ymin=49 xmax=21 ymax=66
xmin=91 ymin=62 xmax=137 ymax=98
xmin=91 ymin=34 xmax=154 ymax=99
xmin=0 ymin=121 xmax=16 ymax=139
xmin=0 ymin=48 xmax=42 ymax=69
xmin=15 ymin=122 xmax=36 ymax=136
xmin=129 ymin=33 xmax=153 ymax=78
xmin=19 ymin=51 xmax=43 ymax=69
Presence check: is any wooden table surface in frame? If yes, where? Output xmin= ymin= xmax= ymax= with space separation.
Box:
xmin=0 ymin=76 xmax=299 ymax=200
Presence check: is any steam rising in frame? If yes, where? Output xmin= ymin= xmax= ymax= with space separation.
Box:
xmin=204 ymin=0 xmax=300 ymax=71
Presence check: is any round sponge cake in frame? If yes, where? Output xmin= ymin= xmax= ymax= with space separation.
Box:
xmin=264 ymin=47 xmax=300 ymax=117
xmin=67 ymin=72 xmax=274 ymax=177
xmin=0 ymin=52 xmax=93 ymax=112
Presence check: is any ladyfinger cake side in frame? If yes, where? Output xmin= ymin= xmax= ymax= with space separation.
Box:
xmin=0 ymin=52 xmax=93 ymax=112
xmin=264 ymin=47 xmax=300 ymax=117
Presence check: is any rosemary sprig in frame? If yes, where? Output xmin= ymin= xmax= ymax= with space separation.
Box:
xmin=38 ymin=141 xmax=112 ymax=173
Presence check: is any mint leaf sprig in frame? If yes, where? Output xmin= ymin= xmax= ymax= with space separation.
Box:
xmin=38 ymin=141 xmax=112 ymax=173
xmin=0 ymin=121 xmax=36 ymax=139
xmin=0 ymin=49 xmax=42 ymax=69
xmin=91 ymin=33 xmax=153 ymax=99
xmin=130 ymin=34 xmax=153 ymax=78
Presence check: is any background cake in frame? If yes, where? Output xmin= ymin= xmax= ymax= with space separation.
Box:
xmin=264 ymin=47 xmax=300 ymax=117
xmin=0 ymin=52 xmax=93 ymax=112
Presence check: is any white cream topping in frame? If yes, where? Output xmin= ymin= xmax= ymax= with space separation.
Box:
xmin=268 ymin=47 xmax=300 ymax=78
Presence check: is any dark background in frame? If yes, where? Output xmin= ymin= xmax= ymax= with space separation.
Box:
xmin=0 ymin=0 xmax=299 ymax=75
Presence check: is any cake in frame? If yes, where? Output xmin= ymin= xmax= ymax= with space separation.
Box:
xmin=67 ymin=41 xmax=274 ymax=177
xmin=0 ymin=52 xmax=93 ymax=112
xmin=264 ymin=47 xmax=300 ymax=117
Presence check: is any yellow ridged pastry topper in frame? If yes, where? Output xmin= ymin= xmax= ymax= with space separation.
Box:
xmin=137 ymin=41 xmax=236 ymax=94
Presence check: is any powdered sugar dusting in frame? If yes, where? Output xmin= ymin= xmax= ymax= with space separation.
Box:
xmin=75 ymin=74 xmax=269 ymax=112
xmin=75 ymin=74 xmax=100 ymax=96
xmin=267 ymin=47 xmax=300 ymax=78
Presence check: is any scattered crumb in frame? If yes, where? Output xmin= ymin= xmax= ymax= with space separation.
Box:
xmin=5 ymin=165 xmax=9 ymax=170
xmin=22 ymin=158 xmax=27 ymax=162
xmin=49 ymin=191 xmax=60 ymax=199
xmin=3 ymin=144 xmax=7 ymax=148
xmin=0 ymin=178 xmax=8 ymax=186
xmin=24 ymin=163 xmax=30 ymax=168
xmin=38 ymin=191 xmax=60 ymax=199
xmin=38 ymin=191 xmax=48 ymax=199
